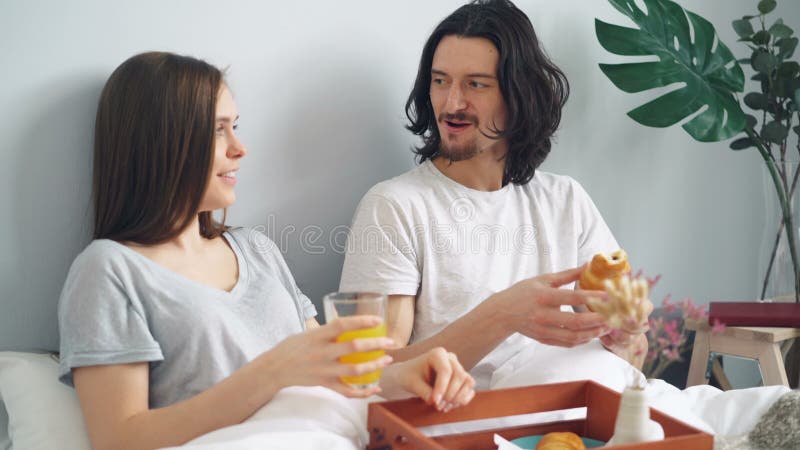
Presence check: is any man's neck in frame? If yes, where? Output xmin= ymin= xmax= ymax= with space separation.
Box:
xmin=432 ymin=148 xmax=507 ymax=192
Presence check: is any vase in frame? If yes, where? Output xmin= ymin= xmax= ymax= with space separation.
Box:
xmin=759 ymin=162 xmax=800 ymax=302
xmin=759 ymin=161 xmax=800 ymax=388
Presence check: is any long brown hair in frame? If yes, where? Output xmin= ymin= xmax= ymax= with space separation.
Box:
xmin=93 ymin=51 xmax=227 ymax=243
xmin=406 ymin=0 xmax=569 ymax=185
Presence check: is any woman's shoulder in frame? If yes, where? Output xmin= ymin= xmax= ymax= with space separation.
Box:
xmin=64 ymin=239 xmax=157 ymax=292
xmin=224 ymin=226 xmax=290 ymax=276
xmin=70 ymin=239 xmax=132 ymax=272
xmin=225 ymin=226 xmax=278 ymax=257
xmin=59 ymin=240 xmax=139 ymax=309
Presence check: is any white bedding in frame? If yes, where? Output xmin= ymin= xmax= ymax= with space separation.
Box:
xmin=0 ymin=351 xmax=792 ymax=450
xmin=165 ymin=383 xmax=791 ymax=450
xmin=0 ymin=402 xmax=10 ymax=450
xmin=166 ymin=386 xmax=370 ymax=450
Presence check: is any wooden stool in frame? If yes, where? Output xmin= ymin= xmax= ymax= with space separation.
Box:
xmin=685 ymin=318 xmax=800 ymax=387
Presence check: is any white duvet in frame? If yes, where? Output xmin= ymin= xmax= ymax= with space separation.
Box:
xmin=164 ymin=342 xmax=792 ymax=450
xmin=161 ymin=387 xmax=371 ymax=450
xmin=162 ymin=383 xmax=790 ymax=450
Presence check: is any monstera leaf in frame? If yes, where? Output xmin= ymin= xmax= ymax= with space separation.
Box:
xmin=596 ymin=0 xmax=746 ymax=142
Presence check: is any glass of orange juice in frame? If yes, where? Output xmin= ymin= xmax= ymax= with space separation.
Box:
xmin=323 ymin=292 xmax=387 ymax=389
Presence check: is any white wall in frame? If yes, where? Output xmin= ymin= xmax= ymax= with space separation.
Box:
xmin=2 ymin=0 xmax=797 ymax=385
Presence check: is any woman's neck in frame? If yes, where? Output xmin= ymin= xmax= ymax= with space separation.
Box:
xmin=167 ymin=219 xmax=208 ymax=253
xmin=124 ymin=217 xmax=210 ymax=256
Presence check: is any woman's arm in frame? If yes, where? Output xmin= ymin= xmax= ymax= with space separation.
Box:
xmin=74 ymin=358 xmax=281 ymax=450
xmin=307 ymin=318 xmax=475 ymax=411
xmin=73 ymin=315 xmax=393 ymax=450
xmin=380 ymin=347 xmax=475 ymax=411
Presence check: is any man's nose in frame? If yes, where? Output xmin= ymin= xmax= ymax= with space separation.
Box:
xmin=444 ymin=84 xmax=467 ymax=112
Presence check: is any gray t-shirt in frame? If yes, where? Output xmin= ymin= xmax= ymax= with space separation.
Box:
xmin=58 ymin=227 xmax=316 ymax=408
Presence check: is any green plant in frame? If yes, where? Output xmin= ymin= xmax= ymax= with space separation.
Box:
xmin=596 ymin=0 xmax=800 ymax=302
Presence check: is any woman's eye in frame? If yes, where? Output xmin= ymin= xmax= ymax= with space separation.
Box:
xmin=470 ymin=81 xmax=486 ymax=88
xmin=432 ymin=78 xmax=445 ymax=85
xmin=215 ymin=127 xmax=225 ymax=136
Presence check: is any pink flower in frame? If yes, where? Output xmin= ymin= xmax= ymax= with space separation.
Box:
xmin=661 ymin=348 xmax=681 ymax=361
xmin=662 ymin=294 xmax=676 ymax=314
xmin=711 ymin=319 xmax=727 ymax=334
xmin=680 ymin=298 xmax=708 ymax=321
xmin=646 ymin=274 xmax=662 ymax=288
xmin=663 ymin=320 xmax=681 ymax=343
xmin=643 ymin=289 xmax=714 ymax=380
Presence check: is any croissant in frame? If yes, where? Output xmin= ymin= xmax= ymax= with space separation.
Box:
xmin=579 ymin=250 xmax=631 ymax=291
xmin=535 ymin=431 xmax=586 ymax=450
xmin=580 ymin=250 xmax=649 ymax=331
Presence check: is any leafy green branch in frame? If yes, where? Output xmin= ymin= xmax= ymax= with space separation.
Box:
xmin=596 ymin=0 xmax=800 ymax=301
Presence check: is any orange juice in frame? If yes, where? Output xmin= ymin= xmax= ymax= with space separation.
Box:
xmin=336 ymin=323 xmax=387 ymax=386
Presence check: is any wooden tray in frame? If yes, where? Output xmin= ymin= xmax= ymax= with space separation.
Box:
xmin=367 ymin=380 xmax=712 ymax=449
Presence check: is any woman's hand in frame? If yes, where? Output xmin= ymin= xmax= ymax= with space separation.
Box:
xmin=259 ymin=315 xmax=396 ymax=398
xmin=380 ymin=347 xmax=475 ymax=412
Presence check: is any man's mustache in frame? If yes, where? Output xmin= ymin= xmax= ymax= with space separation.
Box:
xmin=438 ymin=112 xmax=478 ymax=124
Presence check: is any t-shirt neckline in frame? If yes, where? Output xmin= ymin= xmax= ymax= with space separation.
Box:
xmin=422 ymin=159 xmax=513 ymax=200
xmin=108 ymin=231 xmax=249 ymax=299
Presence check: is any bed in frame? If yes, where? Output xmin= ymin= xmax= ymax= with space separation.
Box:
xmin=1 ymin=350 xmax=795 ymax=450
xmin=0 ymin=351 xmax=371 ymax=450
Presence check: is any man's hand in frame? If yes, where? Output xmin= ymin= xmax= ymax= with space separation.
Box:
xmin=598 ymin=298 xmax=653 ymax=369
xmin=493 ymin=266 xmax=610 ymax=347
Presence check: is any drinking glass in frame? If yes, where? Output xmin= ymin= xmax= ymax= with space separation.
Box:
xmin=323 ymin=292 xmax=387 ymax=388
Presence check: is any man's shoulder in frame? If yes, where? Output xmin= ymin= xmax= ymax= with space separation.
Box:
xmin=362 ymin=162 xmax=433 ymax=204
xmin=522 ymin=170 xmax=582 ymax=197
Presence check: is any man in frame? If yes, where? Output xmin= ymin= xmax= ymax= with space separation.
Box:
xmin=340 ymin=0 xmax=649 ymax=391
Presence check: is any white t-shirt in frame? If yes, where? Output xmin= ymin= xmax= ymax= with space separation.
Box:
xmin=340 ymin=160 xmax=620 ymax=388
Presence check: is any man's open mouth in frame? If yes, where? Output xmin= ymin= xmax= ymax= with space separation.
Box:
xmin=445 ymin=120 xmax=471 ymax=129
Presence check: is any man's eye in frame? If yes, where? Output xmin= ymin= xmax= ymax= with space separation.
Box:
xmin=470 ymin=81 xmax=486 ymax=88
xmin=432 ymin=78 xmax=445 ymax=85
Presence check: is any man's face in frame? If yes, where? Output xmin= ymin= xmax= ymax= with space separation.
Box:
xmin=430 ymin=35 xmax=508 ymax=161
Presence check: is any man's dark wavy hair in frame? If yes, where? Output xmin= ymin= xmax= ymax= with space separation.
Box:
xmin=405 ymin=0 xmax=569 ymax=185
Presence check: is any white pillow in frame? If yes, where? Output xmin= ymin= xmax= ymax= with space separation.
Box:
xmin=1 ymin=400 xmax=10 ymax=450
xmin=0 ymin=352 xmax=91 ymax=450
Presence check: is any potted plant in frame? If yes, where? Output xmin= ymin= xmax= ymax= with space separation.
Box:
xmin=595 ymin=0 xmax=800 ymax=385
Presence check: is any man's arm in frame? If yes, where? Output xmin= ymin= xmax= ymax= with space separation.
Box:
xmin=385 ymin=267 xmax=611 ymax=371
xmin=385 ymin=293 xmax=516 ymax=371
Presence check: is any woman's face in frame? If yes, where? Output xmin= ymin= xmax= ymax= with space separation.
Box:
xmin=199 ymin=85 xmax=247 ymax=212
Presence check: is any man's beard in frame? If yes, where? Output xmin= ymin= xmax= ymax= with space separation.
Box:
xmin=439 ymin=138 xmax=479 ymax=162
xmin=438 ymin=112 xmax=480 ymax=162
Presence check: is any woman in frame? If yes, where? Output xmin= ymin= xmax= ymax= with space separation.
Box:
xmin=58 ymin=52 xmax=475 ymax=450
